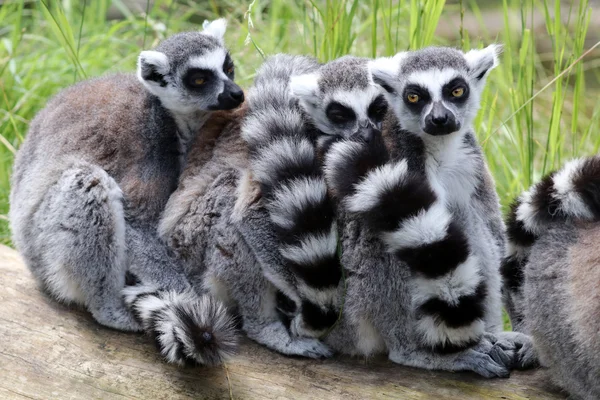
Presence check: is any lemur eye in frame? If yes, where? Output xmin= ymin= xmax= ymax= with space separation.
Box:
xmin=452 ymin=87 xmax=465 ymax=97
xmin=227 ymin=66 xmax=234 ymax=75
xmin=185 ymin=69 xmax=212 ymax=89
xmin=326 ymin=102 xmax=356 ymax=124
xmin=407 ymin=93 xmax=419 ymax=103
xmin=368 ymin=95 xmax=388 ymax=122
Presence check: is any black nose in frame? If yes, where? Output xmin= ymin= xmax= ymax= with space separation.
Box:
xmin=351 ymin=124 xmax=380 ymax=143
xmin=431 ymin=113 xmax=448 ymax=125
xmin=210 ymin=80 xmax=244 ymax=111
xmin=423 ymin=102 xmax=458 ymax=136
xmin=230 ymin=89 xmax=244 ymax=102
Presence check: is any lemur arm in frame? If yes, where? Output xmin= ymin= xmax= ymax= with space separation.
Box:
xmin=324 ymin=135 xmax=488 ymax=353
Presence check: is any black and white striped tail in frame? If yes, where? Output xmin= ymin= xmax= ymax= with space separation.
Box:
xmin=241 ymin=55 xmax=341 ymax=337
xmin=324 ymin=138 xmax=486 ymax=352
xmin=122 ymin=284 xmax=238 ymax=366
xmin=501 ymin=155 xmax=600 ymax=297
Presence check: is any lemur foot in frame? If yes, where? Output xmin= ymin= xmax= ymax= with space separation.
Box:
xmin=245 ymin=320 xmax=333 ymax=359
xmin=487 ymin=331 xmax=539 ymax=370
xmin=283 ymin=337 xmax=333 ymax=359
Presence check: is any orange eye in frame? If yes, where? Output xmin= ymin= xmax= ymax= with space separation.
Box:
xmin=227 ymin=66 xmax=234 ymax=75
xmin=194 ymin=78 xmax=205 ymax=85
xmin=452 ymin=87 xmax=465 ymax=97
xmin=407 ymin=93 xmax=419 ymax=103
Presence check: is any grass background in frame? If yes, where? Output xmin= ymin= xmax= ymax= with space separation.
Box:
xmin=1 ymin=0 xmax=599 ymax=251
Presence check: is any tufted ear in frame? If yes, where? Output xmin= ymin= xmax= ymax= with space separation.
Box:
xmin=289 ymin=73 xmax=320 ymax=104
xmin=137 ymin=50 xmax=170 ymax=87
xmin=368 ymin=52 xmax=405 ymax=94
xmin=202 ymin=18 xmax=227 ymax=44
xmin=464 ymin=44 xmax=502 ymax=81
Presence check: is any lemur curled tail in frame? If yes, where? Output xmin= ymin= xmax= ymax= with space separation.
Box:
xmin=9 ymin=20 xmax=241 ymax=366
xmin=240 ymin=54 xmax=343 ymax=337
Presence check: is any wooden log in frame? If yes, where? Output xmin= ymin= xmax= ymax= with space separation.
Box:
xmin=0 ymin=245 xmax=566 ymax=400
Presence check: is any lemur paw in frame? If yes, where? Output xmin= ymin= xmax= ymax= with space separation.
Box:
xmin=487 ymin=331 xmax=539 ymax=370
xmin=283 ymin=337 xmax=333 ymax=359
xmin=456 ymin=337 xmax=512 ymax=378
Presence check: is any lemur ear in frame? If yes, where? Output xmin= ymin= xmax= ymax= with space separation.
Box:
xmin=464 ymin=44 xmax=502 ymax=81
xmin=368 ymin=53 xmax=405 ymax=94
xmin=137 ymin=50 xmax=170 ymax=86
xmin=202 ymin=18 xmax=227 ymax=43
xmin=289 ymin=73 xmax=319 ymax=103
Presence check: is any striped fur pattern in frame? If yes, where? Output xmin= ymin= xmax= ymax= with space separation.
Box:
xmin=123 ymin=283 xmax=238 ymax=366
xmin=324 ymin=136 xmax=486 ymax=352
xmin=241 ymin=54 xmax=342 ymax=337
xmin=502 ymin=155 xmax=600 ymax=332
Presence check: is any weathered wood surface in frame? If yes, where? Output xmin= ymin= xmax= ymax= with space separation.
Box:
xmin=0 ymin=245 xmax=566 ymax=400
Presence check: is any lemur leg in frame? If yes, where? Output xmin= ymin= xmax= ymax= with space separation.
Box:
xmin=32 ymin=163 xmax=140 ymax=331
xmin=188 ymin=171 xmax=332 ymax=358
xmin=389 ymin=337 xmax=511 ymax=379
xmin=126 ymin=225 xmax=190 ymax=293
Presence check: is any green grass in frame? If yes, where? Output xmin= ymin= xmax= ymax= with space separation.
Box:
xmin=1 ymin=0 xmax=599 ymax=249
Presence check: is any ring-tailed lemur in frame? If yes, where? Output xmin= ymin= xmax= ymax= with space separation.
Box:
xmin=310 ymin=45 xmax=536 ymax=377
xmin=9 ymin=20 xmax=241 ymax=366
xmin=501 ymin=156 xmax=600 ymax=399
xmin=160 ymin=54 xmax=333 ymax=359
xmin=241 ymin=55 xmax=390 ymax=338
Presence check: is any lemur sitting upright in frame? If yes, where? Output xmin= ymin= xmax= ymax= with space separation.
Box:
xmin=9 ymin=20 xmax=242 ymax=366
xmin=502 ymin=156 xmax=600 ymax=399
xmin=240 ymin=55 xmax=389 ymax=338
xmin=278 ymin=45 xmax=536 ymax=377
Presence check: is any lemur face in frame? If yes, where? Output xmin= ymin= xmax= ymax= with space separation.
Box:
xmin=136 ymin=19 xmax=244 ymax=113
xmin=290 ymin=56 xmax=388 ymax=145
xmin=368 ymin=45 xmax=501 ymax=137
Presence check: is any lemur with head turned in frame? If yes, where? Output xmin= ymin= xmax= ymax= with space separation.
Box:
xmin=502 ymin=156 xmax=600 ymax=399
xmin=10 ymin=19 xmax=242 ymax=367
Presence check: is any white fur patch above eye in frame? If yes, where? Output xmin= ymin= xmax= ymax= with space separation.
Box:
xmin=405 ymin=69 xmax=461 ymax=102
xmin=187 ymin=48 xmax=228 ymax=78
xmin=464 ymin=44 xmax=502 ymax=80
xmin=202 ymin=18 xmax=227 ymax=42
xmin=289 ymin=73 xmax=320 ymax=101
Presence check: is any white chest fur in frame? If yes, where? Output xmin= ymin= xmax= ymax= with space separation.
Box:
xmin=422 ymin=133 xmax=479 ymax=208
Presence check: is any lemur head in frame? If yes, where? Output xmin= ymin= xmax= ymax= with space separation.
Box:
xmin=368 ymin=45 xmax=501 ymax=137
xmin=136 ymin=19 xmax=244 ymax=113
xmin=290 ymin=56 xmax=388 ymax=144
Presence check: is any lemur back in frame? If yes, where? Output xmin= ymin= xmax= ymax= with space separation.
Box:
xmin=10 ymin=20 xmax=242 ymax=367
xmin=502 ymin=155 xmax=600 ymax=399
